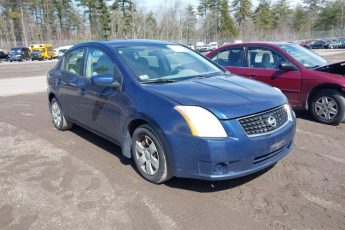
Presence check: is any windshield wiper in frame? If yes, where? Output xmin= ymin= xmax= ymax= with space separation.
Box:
xmin=195 ymin=72 xmax=223 ymax=79
xmin=141 ymin=79 xmax=177 ymax=84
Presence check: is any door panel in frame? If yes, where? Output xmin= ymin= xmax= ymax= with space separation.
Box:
xmin=244 ymin=47 xmax=301 ymax=106
xmin=79 ymin=47 xmax=122 ymax=141
xmin=244 ymin=68 xmax=301 ymax=105
xmin=58 ymin=48 xmax=86 ymax=120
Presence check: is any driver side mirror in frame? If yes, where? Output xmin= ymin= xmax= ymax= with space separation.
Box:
xmin=279 ymin=62 xmax=298 ymax=71
xmin=91 ymin=73 xmax=120 ymax=88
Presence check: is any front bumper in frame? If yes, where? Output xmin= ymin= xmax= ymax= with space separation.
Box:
xmin=10 ymin=56 xmax=22 ymax=61
xmin=168 ymin=112 xmax=296 ymax=181
xmin=32 ymin=56 xmax=43 ymax=60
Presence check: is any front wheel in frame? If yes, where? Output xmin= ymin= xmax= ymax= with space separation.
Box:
xmin=310 ymin=89 xmax=345 ymax=125
xmin=131 ymin=124 xmax=172 ymax=184
xmin=50 ymin=98 xmax=73 ymax=130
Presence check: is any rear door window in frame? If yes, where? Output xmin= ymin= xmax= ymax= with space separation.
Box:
xmin=248 ymin=47 xmax=287 ymax=69
xmin=211 ymin=47 xmax=245 ymax=67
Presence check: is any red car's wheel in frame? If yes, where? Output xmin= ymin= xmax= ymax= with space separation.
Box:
xmin=310 ymin=89 xmax=345 ymax=125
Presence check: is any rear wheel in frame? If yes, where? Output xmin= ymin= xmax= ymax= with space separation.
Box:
xmin=131 ymin=124 xmax=171 ymax=184
xmin=49 ymin=98 xmax=73 ymax=130
xmin=310 ymin=89 xmax=345 ymax=125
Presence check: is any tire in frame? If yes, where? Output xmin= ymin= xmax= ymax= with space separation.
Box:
xmin=310 ymin=89 xmax=345 ymax=125
xmin=131 ymin=124 xmax=172 ymax=184
xmin=49 ymin=98 xmax=73 ymax=130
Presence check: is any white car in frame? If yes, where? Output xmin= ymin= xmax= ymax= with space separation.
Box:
xmin=187 ymin=44 xmax=195 ymax=50
xmin=57 ymin=45 xmax=73 ymax=59
xmin=209 ymin=42 xmax=218 ymax=50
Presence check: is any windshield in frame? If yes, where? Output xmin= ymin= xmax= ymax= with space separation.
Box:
xmin=10 ymin=48 xmax=22 ymax=54
xmin=116 ymin=44 xmax=224 ymax=82
xmin=278 ymin=44 xmax=327 ymax=68
xmin=32 ymin=50 xmax=42 ymax=54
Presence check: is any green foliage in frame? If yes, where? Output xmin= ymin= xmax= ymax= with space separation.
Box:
xmin=272 ymin=0 xmax=292 ymax=29
xmin=97 ymin=0 xmax=111 ymax=40
xmin=232 ymin=0 xmax=252 ymax=27
xmin=303 ymin=0 xmax=322 ymax=12
xmin=183 ymin=4 xmax=197 ymax=42
xmin=313 ymin=0 xmax=345 ymax=31
xmin=293 ymin=4 xmax=308 ymax=32
xmin=254 ymin=0 xmax=274 ymax=31
xmin=112 ymin=0 xmax=136 ymax=37
xmin=219 ymin=0 xmax=238 ymax=38
xmin=197 ymin=0 xmax=209 ymax=17
xmin=8 ymin=11 xmax=20 ymax=20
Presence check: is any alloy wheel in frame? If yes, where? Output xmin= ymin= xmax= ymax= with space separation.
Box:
xmin=134 ymin=135 xmax=160 ymax=176
xmin=51 ymin=101 xmax=62 ymax=127
xmin=314 ymin=96 xmax=338 ymax=121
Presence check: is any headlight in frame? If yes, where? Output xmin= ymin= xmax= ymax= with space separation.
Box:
xmin=284 ymin=104 xmax=293 ymax=121
xmin=175 ymin=106 xmax=227 ymax=138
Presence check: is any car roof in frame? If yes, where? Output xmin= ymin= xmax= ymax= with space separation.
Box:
xmin=221 ymin=42 xmax=292 ymax=47
xmin=73 ymin=39 xmax=175 ymax=49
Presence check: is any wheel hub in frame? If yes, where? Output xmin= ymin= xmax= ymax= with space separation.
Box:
xmin=135 ymin=135 xmax=159 ymax=176
xmin=314 ymin=96 xmax=338 ymax=121
xmin=51 ymin=102 xmax=62 ymax=127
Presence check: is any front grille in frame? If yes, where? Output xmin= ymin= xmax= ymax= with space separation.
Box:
xmin=238 ymin=105 xmax=289 ymax=137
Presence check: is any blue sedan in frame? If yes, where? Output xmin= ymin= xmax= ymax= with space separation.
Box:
xmin=47 ymin=40 xmax=296 ymax=183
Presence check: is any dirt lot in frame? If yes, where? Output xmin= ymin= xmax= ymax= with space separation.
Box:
xmin=0 ymin=51 xmax=344 ymax=230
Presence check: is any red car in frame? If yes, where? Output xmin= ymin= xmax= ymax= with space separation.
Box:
xmin=207 ymin=42 xmax=345 ymax=125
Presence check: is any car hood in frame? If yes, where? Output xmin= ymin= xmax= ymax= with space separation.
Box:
xmin=146 ymin=75 xmax=287 ymax=120
xmin=315 ymin=61 xmax=345 ymax=76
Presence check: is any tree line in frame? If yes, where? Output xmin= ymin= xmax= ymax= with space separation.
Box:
xmin=0 ymin=0 xmax=344 ymax=49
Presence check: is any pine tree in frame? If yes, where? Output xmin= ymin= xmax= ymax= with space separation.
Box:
xmin=183 ymin=4 xmax=197 ymax=43
xmin=254 ymin=0 xmax=274 ymax=31
xmin=97 ymin=0 xmax=111 ymax=40
xmin=272 ymin=0 xmax=292 ymax=29
xmin=313 ymin=0 xmax=345 ymax=31
xmin=292 ymin=4 xmax=308 ymax=32
xmin=77 ymin=0 xmax=98 ymax=35
xmin=112 ymin=0 xmax=136 ymax=37
xmin=197 ymin=0 xmax=209 ymax=17
xmin=232 ymin=0 xmax=252 ymax=27
xmin=219 ymin=0 xmax=238 ymax=39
